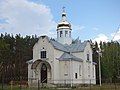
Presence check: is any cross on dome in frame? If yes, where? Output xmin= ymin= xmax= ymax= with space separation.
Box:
xmin=62 ymin=6 xmax=66 ymax=21
xmin=62 ymin=6 xmax=65 ymax=13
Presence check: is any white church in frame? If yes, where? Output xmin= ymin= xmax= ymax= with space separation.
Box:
xmin=27 ymin=8 xmax=96 ymax=86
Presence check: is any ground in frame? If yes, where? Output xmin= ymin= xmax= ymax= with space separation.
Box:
xmin=0 ymin=84 xmax=120 ymax=90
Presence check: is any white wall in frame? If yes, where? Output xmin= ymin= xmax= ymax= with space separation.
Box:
xmin=29 ymin=38 xmax=96 ymax=85
xmin=70 ymin=42 xmax=96 ymax=84
xmin=57 ymin=29 xmax=72 ymax=45
xmin=53 ymin=49 xmax=64 ymax=83
xmin=71 ymin=61 xmax=83 ymax=84
xmin=31 ymin=36 xmax=55 ymax=81
xmin=83 ymin=42 xmax=96 ymax=84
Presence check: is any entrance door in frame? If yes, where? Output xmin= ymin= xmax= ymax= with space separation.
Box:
xmin=41 ymin=63 xmax=47 ymax=83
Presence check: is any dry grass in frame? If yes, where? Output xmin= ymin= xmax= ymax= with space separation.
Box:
xmin=0 ymin=84 xmax=120 ymax=90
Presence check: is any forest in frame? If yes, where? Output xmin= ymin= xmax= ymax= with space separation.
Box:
xmin=0 ymin=33 xmax=120 ymax=83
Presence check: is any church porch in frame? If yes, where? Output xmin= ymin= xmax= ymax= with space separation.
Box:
xmin=28 ymin=59 xmax=53 ymax=86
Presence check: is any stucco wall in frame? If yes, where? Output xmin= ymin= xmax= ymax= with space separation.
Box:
xmin=28 ymin=37 xmax=96 ymax=84
xmin=83 ymin=42 xmax=96 ymax=84
xmin=32 ymin=36 xmax=55 ymax=81
xmin=53 ymin=49 xmax=64 ymax=82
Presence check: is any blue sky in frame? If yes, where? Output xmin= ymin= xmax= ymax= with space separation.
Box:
xmin=0 ymin=0 xmax=120 ymax=42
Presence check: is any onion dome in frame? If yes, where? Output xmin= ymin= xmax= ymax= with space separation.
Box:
xmin=57 ymin=7 xmax=71 ymax=30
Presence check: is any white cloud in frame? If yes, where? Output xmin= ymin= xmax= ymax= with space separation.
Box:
xmin=93 ymin=34 xmax=109 ymax=43
xmin=0 ymin=0 xmax=56 ymax=37
xmin=111 ymin=28 xmax=120 ymax=41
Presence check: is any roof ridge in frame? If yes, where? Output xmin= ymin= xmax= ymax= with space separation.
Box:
xmin=57 ymin=52 xmax=83 ymax=62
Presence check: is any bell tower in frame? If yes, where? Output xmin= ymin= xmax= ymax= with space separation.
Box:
xmin=57 ymin=7 xmax=72 ymax=45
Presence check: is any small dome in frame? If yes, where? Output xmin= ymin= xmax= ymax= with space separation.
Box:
xmin=57 ymin=10 xmax=71 ymax=30
xmin=57 ymin=21 xmax=71 ymax=30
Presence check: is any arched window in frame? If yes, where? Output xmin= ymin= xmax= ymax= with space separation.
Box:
xmin=60 ymin=31 xmax=63 ymax=37
xmin=88 ymin=66 xmax=90 ymax=77
xmin=93 ymin=67 xmax=94 ymax=77
xmin=69 ymin=31 xmax=71 ymax=37
xmin=87 ymin=54 xmax=89 ymax=61
xmin=65 ymin=31 xmax=68 ymax=37
xmin=64 ymin=62 xmax=68 ymax=76
xmin=79 ymin=65 xmax=82 ymax=76
xmin=40 ymin=48 xmax=46 ymax=58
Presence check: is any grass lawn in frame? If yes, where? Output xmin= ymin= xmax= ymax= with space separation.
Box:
xmin=0 ymin=84 xmax=120 ymax=90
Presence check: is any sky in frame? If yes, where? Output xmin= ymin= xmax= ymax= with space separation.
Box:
xmin=0 ymin=0 xmax=120 ymax=42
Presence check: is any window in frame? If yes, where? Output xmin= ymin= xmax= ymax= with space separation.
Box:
xmin=69 ymin=31 xmax=71 ymax=37
xmin=88 ymin=66 xmax=90 ymax=77
xmin=60 ymin=31 xmax=63 ymax=37
xmin=57 ymin=31 xmax=59 ymax=38
xmin=41 ymin=51 xmax=46 ymax=58
xmin=79 ymin=65 xmax=82 ymax=76
xmin=65 ymin=31 xmax=68 ymax=37
xmin=93 ymin=67 xmax=94 ymax=77
xmin=64 ymin=63 xmax=68 ymax=76
xmin=87 ymin=54 xmax=89 ymax=60
xmin=75 ymin=73 xmax=77 ymax=79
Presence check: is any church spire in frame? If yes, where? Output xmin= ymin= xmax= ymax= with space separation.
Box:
xmin=56 ymin=7 xmax=72 ymax=45
xmin=57 ymin=7 xmax=71 ymax=30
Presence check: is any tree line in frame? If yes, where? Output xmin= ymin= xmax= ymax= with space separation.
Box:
xmin=0 ymin=33 xmax=38 ymax=82
xmin=92 ymin=41 xmax=120 ymax=83
xmin=0 ymin=33 xmax=120 ymax=83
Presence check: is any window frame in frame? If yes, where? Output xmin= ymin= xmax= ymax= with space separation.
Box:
xmin=69 ymin=31 xmax=71 ymax=37
xmin=75 ymin=73 xmax=77 ymax=79
xmin=65 ymin=31 xmax=68 ymax=37
xmin=41 ymin=51 xmax=46 ymax=59
xmin=79 ymin=65 xmax=82 ymax=76
xmin=87 ymin=54 xmax=89 ymax=61
xmin=60 ymin=31 xmax=63 ymax=37
xmin=88 ymin=66 xmax=90 ymax=77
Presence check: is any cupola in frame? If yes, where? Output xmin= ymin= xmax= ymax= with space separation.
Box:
xmin=57 ymin=7 xmax=72 ymax=45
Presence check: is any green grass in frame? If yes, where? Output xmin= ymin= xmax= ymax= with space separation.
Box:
xmin=0 ymin=84 xmax=120 ymax=90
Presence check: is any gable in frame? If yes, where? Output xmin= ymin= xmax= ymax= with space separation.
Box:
xmin=33 ymin=36 xmax=91 ymax=56
xmin=50 ymin=39 xmax=88 ymax=53
xmin=84 ymin=41 xmax=92 ymax=53
xmin=33 ymin=36 xmax=54 ymax=60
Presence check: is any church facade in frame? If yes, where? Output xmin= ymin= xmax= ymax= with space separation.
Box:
xmin=27 ymin=9 xmax=96 ymax=86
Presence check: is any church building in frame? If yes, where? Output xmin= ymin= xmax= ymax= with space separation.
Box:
xmin=27 ymin=8 xmax=96 ymax=86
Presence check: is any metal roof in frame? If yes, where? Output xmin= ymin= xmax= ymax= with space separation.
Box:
xmin=27 ymin=36 xmax=91 ymax=64
xmin=69 ymin=41 xmax=87 ymax=52
xmin=57 ymin=52 xmax=83 ymax=62
xmin=50 ymin=39 xmax=87 ymax=53
xmin=50 ymin=39 xmax=69 ymax=52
